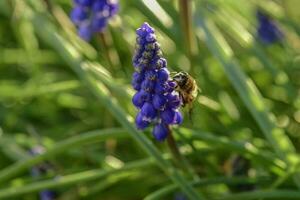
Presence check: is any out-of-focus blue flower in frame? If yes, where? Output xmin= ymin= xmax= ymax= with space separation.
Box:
xmin=256 ymin=10 xmax=283 ymax=44
xmin=30 ymin=146 xmax=57 ymax=200
xmin=132 ymin=22 xmax=183 ymax=141
xmin=70 ymin=0 xmax=119 ymax=41
xmin=39 ymin=190 xmax=57 ymax=200
xmin=174 ymin=193 xmax=187 ymax=200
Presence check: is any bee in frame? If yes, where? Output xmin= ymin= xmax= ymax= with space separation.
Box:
xmin=172 ymin=71 xmax=199 ymax=120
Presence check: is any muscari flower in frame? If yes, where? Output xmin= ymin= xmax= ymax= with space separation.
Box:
xmin=256 ymin=10 xmax=283 ymax=44
xmin=70 ymin=0 xmax=119 ymax=41
xmin=132 ymin=22 xmax=183 ymax=141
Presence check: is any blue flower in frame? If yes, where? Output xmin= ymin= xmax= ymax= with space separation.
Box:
xmin=132 ymin=22 xmax=183 ymax=141
xmin=74 ymin=0 xmax=94 ymax=7
xmin=174 ymin=193 xmax=187 ymax=200
xmin=256 ymin=10 xmax=283 ymax=44
xmin=30 ymin=146 xmax=57 ymax=200
xmin=78 ymin=23 xmax=93 ymax=41
xmin=39 ymin=190 xmax=57 ymax=200
xmin=153 ymin=123 xmax=169 ymax=141
xmin=70 ymin=0 xmax=119 ymax=41
xmin=70 ymin=6 xmax=88 ymax=25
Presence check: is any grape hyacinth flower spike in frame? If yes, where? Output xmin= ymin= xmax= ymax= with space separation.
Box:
xmin=256 ymin=10 xmax=283 ymax=44
xmin=132 ymin=22 xmax=183 ymax=141
xmin=70 ymin=0 xmax=119 ymax=41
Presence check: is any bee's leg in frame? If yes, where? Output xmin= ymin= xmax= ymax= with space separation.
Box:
xmin=179 ymin=93 xmax=186 ymax=107
xmin=197 ymin=87 xmax=202 ymax=93
xmin=187 ymin=96 xmax=195 ymax=125
xmin=188 ymin=104 xmax=194 ymax=125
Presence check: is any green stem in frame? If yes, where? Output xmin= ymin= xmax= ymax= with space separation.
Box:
xmin=144 ymin=176 xmax=271 ymax=200
xmin=215 ymin=190 xmax=300 ymax=200
xmin=98 ymin=32 xmax=114 ymax=72
xmin=167 ymin=127 xmax=200 ymax=181
xmin=43 ymin=0 xmax=52 ymax=11
xmin=166 ymin=127 xmax=182 ymax=165
xmin=178 ymin=0 xmax=196 ymax=57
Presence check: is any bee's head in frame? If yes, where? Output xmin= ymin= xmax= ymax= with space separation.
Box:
xmin=173 ymin=71 xmax=189 ymax=87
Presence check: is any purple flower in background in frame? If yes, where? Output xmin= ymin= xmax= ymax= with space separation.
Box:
xmin=132 ymin=22 xmax=183 ymax=141
xmin=70 ymin=0 xmax=119 ymax=41
xmin=256 ymin=10 xmax=283 ymax=44
xmin=39 ymin=190 xmax=57 ymax=200
xmin=174 ymin=193 xmax=187 ymax=200
xmin=30 ymin=146 xmax=57 ymax=200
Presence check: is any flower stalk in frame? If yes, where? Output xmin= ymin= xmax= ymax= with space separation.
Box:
xmin=166 ymin=126 xmax=182 ymax=165
xmin=98 ymin=32 xmax=115 ymax=71
xmin=167 ymin=127 xmax=200 ymax=180
xmin=178 ymin=0 xmax=197 ymax=57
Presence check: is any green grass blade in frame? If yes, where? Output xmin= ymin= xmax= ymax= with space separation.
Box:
xmin=144 ymin=176 xmax=271 ymax=200
xmin=128 ymin=0 xmax=183 ymax=49
xmin=0 ymin=49 xmax=60 ymax=65
xmin=215 ymin=190 xmax=300 ymax=200
xmin=0 ymin=80 xmax=81 ymax=99
xmin=0 ymin=128 xmax=127 ymax=183
xmin=179 ymin=128 xmax=286 ymax=172
xmin=0 ymin=158 xmax=153 ymax=199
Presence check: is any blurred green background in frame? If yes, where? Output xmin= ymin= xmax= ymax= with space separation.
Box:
xmin=0 ymin=0 xmax=300 ymax=199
